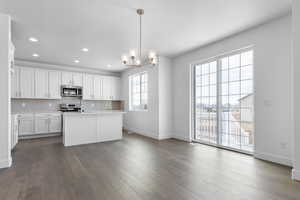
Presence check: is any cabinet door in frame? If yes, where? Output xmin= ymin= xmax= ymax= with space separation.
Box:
xmin=35 ymin=116 xmax=49 ymax=134
xmin=83 ymin=74 xmax=94 ymax=100
xmin=102 ymin=76 xmax=112 ymax=100
xmin=61 ymin=72 xmax=73 ymax=85
xmin=35 ymin=69 xmax=49 ymax=99
xmin=19 ymin=67 xmax=35 ymax=98
xmin=111 ymin=77 xmax=121 ymax=100
xmin=97 ymin=114 xmax=122 ymax=142
xmin=19 ymin=117 xmax=34 ymax=136
xmin=11 ymin=66 xmax=20 ymax=98
xmin=94 ymin=75 xmax=102 ymax=99
xmin=49 ymin=115 xmax=61 ymax=133
xmin=72 ymin=73 xmax=83 ymax=86
xmin=49 ymin=71 xmax=61 ymax=99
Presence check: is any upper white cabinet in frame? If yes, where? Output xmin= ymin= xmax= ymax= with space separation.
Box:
xmin=19 ymin=67 xmax=35 ymax=98
xmin=83 ymin=74 xmax=121 ymax=101
xmin=11 ymin=66 xmax=121 ymax=101
xmin=35 ymin=69 xmax=61 ymax=99
xmin=110 ymin=77 xmax=121 ymax=100
xmin=11 ymin=66 xmax=20 ymax=98
xmin=72 ymin=73 xmax=83 ymax=86
xmin=62 ymin=72 xmax=83 ymax=86
xmin=48 ymin=71 xmax=61 ymax=99
xmin=83 ymin=74 xmax=95 ymax=100
xmin=35 ymin=69 xmax=49 ymax=99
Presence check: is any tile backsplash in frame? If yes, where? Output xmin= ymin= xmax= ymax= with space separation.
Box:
xmin=11 ymin=99 xmax=122 ymax=113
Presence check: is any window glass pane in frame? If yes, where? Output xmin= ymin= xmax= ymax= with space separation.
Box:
xmin=221 ymin=70 xmax=228 ymax=83
xmin=229 ymin=82 xmax=240 ymax=95
xmin=241 ymin=65 xmax=253 ymax=80
xmin=129 ymin=72 xmax=148 ymax=110
xmin=202 ymin=75 xmax=209 ymax=86
xmin=229 ymin=68 xmax=240 ymax=82
xmin=221 ymin=57 xmax=228 ymax=70
xmin=241 ymin=51 xmax=253 ymax=66
xmin=210 ymin=73 xmax=217 ymax=85
xmin=202 ymin=63 xmax=209 ymax=74
xmin=221 ymin=96 xmax=229 ymax=108
xmin=229 ymin=54 xmax=240 ymax=68
xmin=229 ymin=95 xmax=240 ymax=107
xmin=221 ymin=83 xmax=228 ymax=95
xmin=201 ymin=86 xmax=209 ymax=97
xmin=241 ymin=80 xmax=253 ymax=94
xmin=210 ymin=61 xmax=217 ymax=73
xmin=210 ymin=85 xmax=216 ymax=97
xmin=241 ymin=108 xmax=253 ymax=122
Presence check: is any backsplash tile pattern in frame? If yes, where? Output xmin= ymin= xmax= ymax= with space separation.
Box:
xmin=12 ymin=99 xmax=122 ymax=113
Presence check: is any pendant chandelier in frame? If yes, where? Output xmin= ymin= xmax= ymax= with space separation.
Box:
xmin=121 ymin=9 xmax=158 ymax=67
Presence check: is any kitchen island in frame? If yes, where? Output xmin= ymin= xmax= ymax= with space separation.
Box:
xmin=63 ymin=111 xmax=125 ymax=147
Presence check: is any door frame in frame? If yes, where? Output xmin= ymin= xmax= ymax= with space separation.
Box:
xmin=190 ymin=46 xmax=255 ymax=155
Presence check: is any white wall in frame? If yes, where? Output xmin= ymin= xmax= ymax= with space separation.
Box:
xmin=292 ymin=0 xmax=300 ymax=180
xmin=158 ymin=57 xmax=173 ymax=139
xmin=121 ymin=63 xmax=159 ymax=139
xmin=0 ymin=14 xmax=11 ymax=168
xmin=172 ymin=15 xmax=293 ymax=166
xmin=121 ymin=56 xmax=172 ymax=140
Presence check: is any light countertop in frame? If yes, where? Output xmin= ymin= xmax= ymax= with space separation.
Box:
xmin=63 ymin=110 xmax=126 ymax=116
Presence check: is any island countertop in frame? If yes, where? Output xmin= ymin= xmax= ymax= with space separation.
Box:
xmin=63 ymin=110 xmax=126 ymax=116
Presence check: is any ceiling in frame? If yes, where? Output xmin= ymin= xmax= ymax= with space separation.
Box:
xmin=0 ymin=0 xmax=292 ymax=72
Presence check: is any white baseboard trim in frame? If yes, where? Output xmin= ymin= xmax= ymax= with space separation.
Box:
xmin=158 ymin=133 xmax=173 ymax=140
xmin=124 ymin=127 xmax=159 ymax=140
xmin=172 ymin=133 xmax=192 ymax=143
xmin=254 ymin=152 xmax=292 ymax=167
xmin=0 ymin=157 xmax=12 ymax=169
xmin=292 ymin=169 xmax=300 ymax=181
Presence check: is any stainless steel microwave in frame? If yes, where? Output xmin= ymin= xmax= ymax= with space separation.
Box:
xmin=61 ymin=85 xmax=82 ymax=97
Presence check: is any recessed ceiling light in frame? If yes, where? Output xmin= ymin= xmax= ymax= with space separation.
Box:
xmin=74 ymin=59 xmax=80 ymax=63
xmin=29 ymin=37 xmax=38 ymax=42
xmin=32 ymin=53 xmax=39 ymax=57
xmin=81 ymin=48 xmax=89 ymax=52
xmin=107 ymin=64 xmax=112 ymax=68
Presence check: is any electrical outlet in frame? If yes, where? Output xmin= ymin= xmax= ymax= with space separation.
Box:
xmin=280 ymin=142 xmax=287 ymax=149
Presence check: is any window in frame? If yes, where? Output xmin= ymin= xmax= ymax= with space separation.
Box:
xmin=129 ymin=72 xmax=148 ymax=111
xmin=193 ymin=48 xmax=254 ymax=153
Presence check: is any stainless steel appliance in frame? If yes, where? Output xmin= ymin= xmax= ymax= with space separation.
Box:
xmin=61 ymin=85 xmax=82 ymax=97
xmin=59 ymin=104 xmax=82 ymax=112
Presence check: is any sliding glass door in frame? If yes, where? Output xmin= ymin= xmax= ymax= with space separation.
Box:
xmin=193 ymin=49 xmax=254 ymax=153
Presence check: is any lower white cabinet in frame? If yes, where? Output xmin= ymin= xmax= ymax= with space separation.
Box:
xmin=18 ymin=113 xmax=62 ymax=138
xmin=49 ymin=114 xmax=62 ymax=133
xmin=18 ymin=114 xmax=35 ymax=136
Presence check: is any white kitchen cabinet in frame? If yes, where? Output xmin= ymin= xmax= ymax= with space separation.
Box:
xmin=72 ymin=73 xmax=83 ymax=86
xmin=83 ymin=74 xmax=94 ymax=100
xmin=94 ymin=75 xmax=102 ymax=99
xmin=48 ymin=71 xmax=61 ymax=99
xmin=35 ymin=114 xmax=49 ymax=134
xmin=19 ymin=67 xmax=35 ymax=98
xmin=61 ymin=72 xmax=73 ymax=85
xmin=110 ymin=77 xmax=121 ymax=100
xmin=102 ymin=76 xmax=112 ymax=100
xmin=11 ymin=66 xmax=20 ymax=98
xmin=18 ymin=114 xmax=34 ymax=136
xmin=49 ymin=114 xmax=61 ymax=133
xmin=97 ymin=113 xmax=122 ymax=142
xmin=62 ymin=72 xmax=83 ymax=86
xmin=35 ymin=69 xmax=49 ymax=99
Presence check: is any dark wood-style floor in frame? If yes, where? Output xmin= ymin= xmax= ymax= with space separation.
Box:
xmin=1 ymin=133 xmax=300 ymax=200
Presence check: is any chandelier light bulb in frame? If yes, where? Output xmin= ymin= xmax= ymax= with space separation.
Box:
xmin=130 ymin=50 xmax=136 ymax=59
xmin=136 ymin=59 xmax=141 ymax=65
xmin=148 ymin=52 xmax=156 ymax=59
xmin=122 ymin=55 xmax=128 ymax=65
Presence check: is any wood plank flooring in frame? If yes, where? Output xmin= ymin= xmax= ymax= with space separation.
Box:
xmin=1 ymin=133 xmax=300 ymax=200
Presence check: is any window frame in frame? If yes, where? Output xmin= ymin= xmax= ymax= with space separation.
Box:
xmin=129 ymin=71 xmax=148 ymax=112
